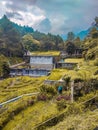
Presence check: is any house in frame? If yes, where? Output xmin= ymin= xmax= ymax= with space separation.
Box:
xmin=10 ymin=51 xmax=60 ymax=77
xmin=57 ymin=61 xmax=77 ymax=69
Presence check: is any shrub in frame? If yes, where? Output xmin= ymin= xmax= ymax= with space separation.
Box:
xmin=56 ymin=99 xmax=67 ymax=111
xmin=27 ymin=100 xmax=34 ymax=106
xmin=37 ymin=94 xmax=47 ymax=101
xmin=46 ymin=93 xmax=53 ymax=100
xmin=66 ymin=102 xmax=84 ymax=114
xmin=40 ymin=84 xmax=57 ymax=95
xmin=56 ymin=95 xmax=71 ymax=101
xmin=94 ymin=58 xmax=98 ymax=66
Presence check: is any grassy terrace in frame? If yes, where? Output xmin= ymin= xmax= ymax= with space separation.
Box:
xmin=48 ymin=69 xmax=68 ymax=80
xmin=3 ymin=101 xmax=58 ymax=130
xmin=64 ymin=58 xmax=84 ymax=63
xmin=47 ymin=59 xmax=98 ymax=81
xmin=0 ymin=76 xmax=47 ymax=103
xmin=31 ymin=51 xmax=60 ymax=56
xmin=47 ymin=110 xmax=98 ymax=130
xmin=0 ymin=58 xmax=98 ymax=130
xmin=0 ymin=76 xmax=59 ymax=129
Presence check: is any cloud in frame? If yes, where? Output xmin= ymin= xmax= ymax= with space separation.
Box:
xmin=0 ymin=0 xmax=46 ymax=27
xmin=35 ymin=18 xmax=52 ymax=33
xmin=5 ymin=12 xmax=22 ymax=19
xmin=36 ymin=0 xmax=98 ymax=34
xmin=0 ymin=0 xmax=98 ymax=34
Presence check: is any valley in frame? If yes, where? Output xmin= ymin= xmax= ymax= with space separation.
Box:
xmin=0 ymin=15 xmax=98 ymax=130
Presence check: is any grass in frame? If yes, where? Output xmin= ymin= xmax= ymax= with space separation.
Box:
xmin=47 ymin=110 xmax=98 ymax=130
xmin=0 ymin=54 xmax=23 ymax=76
xmin=0 ymin=76 xmax=47 ymax=103
xmin=31 ymin=51 xmax=60 ymax=56
xmin=3 ymin=101 xmax=58 ymax=130
xmin=0 ymin=56 xmax=98 ymax=130
xmin=48 ymin=60 xmax=98 ymax=81
xmin=1 ymin=76 xmax=58 ymax=130
xmin=48 ymin=69 xmax=68 ymax=80
xmin=64 ymin=58 xmax=84 ymax=63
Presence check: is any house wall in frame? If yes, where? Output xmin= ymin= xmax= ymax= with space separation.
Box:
xmin=57 ymin=63 xmax=77 ymax=69
xmin=30 ymin=56 xmax=53 ymax=65
xmin=29 ymin=56 xmax=54 ymax=70
xmin=10 ymin=69 xmax=50 ymax=77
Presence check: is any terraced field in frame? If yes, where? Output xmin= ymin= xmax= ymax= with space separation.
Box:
xmin=3 ymin=101 xmax=58 ymax=130
xmin=47 ymin=110 xmax=98 ymax=130
xmin=0 ymin=58 xmax=98 ymax=130
xmin=0 ymin=76 xmax=59 ymax=130
xmin=0 ymin=76 xmax=46 ymax=103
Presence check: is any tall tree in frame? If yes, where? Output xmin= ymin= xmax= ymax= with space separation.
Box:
xmin=94 ymin=17 xmax=98 ymax=27
xmin=2 ymin=62 xmax=10 ymax=78
xmin=90 ymin=27 xmax=98 ymax=39
xmin=67 ymin=32 xmax=75 ymax=41
xmin=66 ymin=42 xmax=76 ymax=55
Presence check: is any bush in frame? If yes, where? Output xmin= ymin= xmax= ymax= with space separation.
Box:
xmin=66 ymin=102 xmax=84 ymax=114
xmin=56 ymin=99 xmax=67 ymax=111
xmin=94 ymin=58 xmax=98 ymax=66
xmin=56 ymin=95 xmax=71 ymax=101
xmin=37 ymin=94 xmax=47 ymax=101
xmin=46 ymin=93 xmax=53 ymax=100
xmin=27 ymin=100 xmax=34 ymax=106
xmin=40 ymin=84 xmax=57 ymax=95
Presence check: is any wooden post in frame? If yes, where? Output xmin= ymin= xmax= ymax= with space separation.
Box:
xmin=71 ymin=80 xmax=74 ymax=103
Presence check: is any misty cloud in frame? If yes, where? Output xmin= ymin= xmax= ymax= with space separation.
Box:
xmin=36 ymin=18 xmax=52 ymax=33
xmin=5 ymin=12 xmax=22 ymax=19
xmin=0 ymin=0 xmax=98 ymax=34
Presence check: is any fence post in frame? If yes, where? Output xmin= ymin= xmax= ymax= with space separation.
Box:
xmin=71 ymin=80 xmax=74 ymax=103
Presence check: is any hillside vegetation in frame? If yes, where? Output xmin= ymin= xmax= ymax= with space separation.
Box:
xmin=0 ymin=17 xmax=98 ymax=130
xmin=0 ymin=15 xmax=64 ymax=57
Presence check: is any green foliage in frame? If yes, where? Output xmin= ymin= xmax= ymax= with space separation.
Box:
xmin=0 ymin=76 xmax=46 ymax=103
xmin=32 ymin=31 xmax=64 ymax=51
xmin=56 ymin=99 xmax=67 ymax=111
xmin=2 ymin=62 xmax=10 ymax=78
xmin=73 ymin=37 xmax=82 ymax=48
xmin=22 ymin=34 xmax=40 ymax=51
xmin=67 ymin=32 xmax=75 ymax=41
xmin=0 ymin=15 xmax=24 ymax=57
xmin=94 ymin=58 xmax=98 ymax=66
xmin=66 ymin=42 xmax=76 ymax=55
xmin=0 ymin=55 xmax=23 ymax=77
xmin=2 ymin=101 xmax=58 ymax=130
xmin=83 ymin=28 xmax=98 ymax=60
xmin=65 ymin=58 xmax=84 ymax=63
xmin=63 ymin=76 xmax=71 ymax=85
xmin=48 ymin=69 xmax=68 ymax=80
xmin=90 ymin=27 xmax=98 ymax=38
xmin=47 ymin=108 xmax=98 ymax=130
xmin=40 ymin=84 xmax=57 ymax=95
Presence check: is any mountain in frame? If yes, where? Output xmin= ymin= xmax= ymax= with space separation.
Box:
xmin=61 ymin=28 xmax=98 ymax=40
xmin=12 ymin=23 xmax=34 ymax=36
xmin=0 ymin=15 xmax=64 ymax=55
xmin=76 ymin=29 xmax=89 ymax=40
xmin=60 ymin=30 xmax=90 ymax=40
xmin=0 ymin=15 xmax=34 ymax=36
xmin=0 ymin=15 xmax=24 ymax=57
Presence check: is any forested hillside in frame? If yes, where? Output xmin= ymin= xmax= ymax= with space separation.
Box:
xmin=0 ymin=15 xmax=98 ymax=78
xmin=0 ymin=15 xmax=23 ymax=57
xmin=0 ymin=15 xmax=64 ymax=57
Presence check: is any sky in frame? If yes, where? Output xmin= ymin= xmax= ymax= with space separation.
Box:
xmin=0 ymin=0 xmax=98 ymax=35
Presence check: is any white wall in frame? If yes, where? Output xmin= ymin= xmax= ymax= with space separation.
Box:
xmin=30 ymin=56 xmax=53 ymax=65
